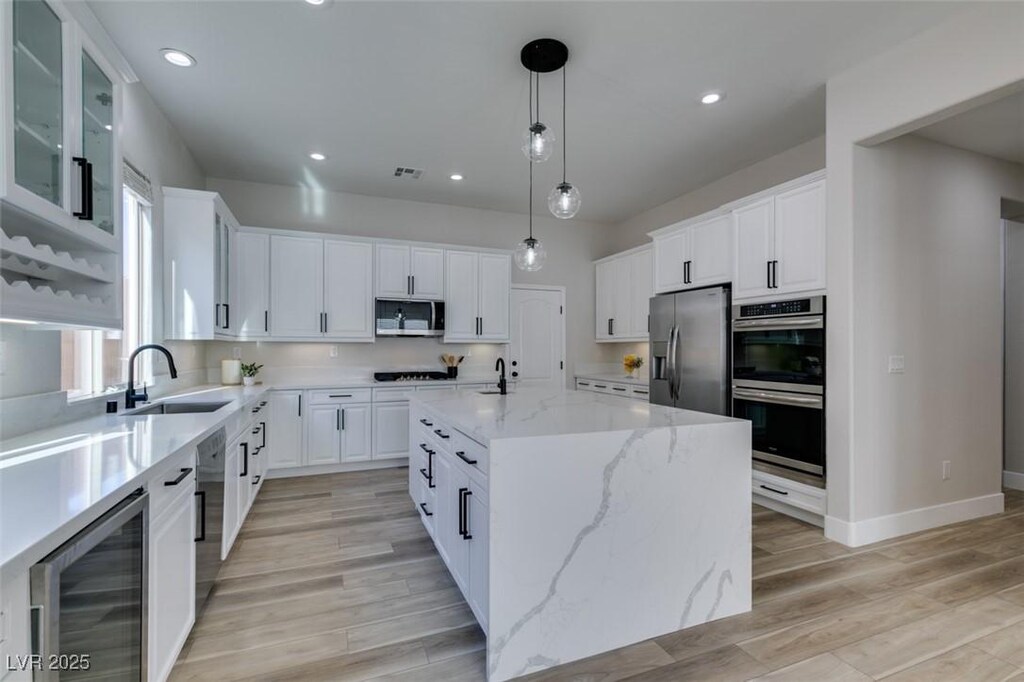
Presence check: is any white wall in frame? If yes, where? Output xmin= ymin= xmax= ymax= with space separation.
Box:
xmin=1006 ymin=219 xmax=1024 ymax=485
xmin=205 ymin=177 xmax=610 ymax=384
xmin=825 ymin=3 xmax=1024 ymax=543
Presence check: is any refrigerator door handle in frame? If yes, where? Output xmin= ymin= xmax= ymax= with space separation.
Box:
xmin=667 ymin=324 xmax=679 ymax=401
xmin=672 ymin=324 xmax=683 ymax=401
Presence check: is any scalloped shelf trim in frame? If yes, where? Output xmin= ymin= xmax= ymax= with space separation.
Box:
xmin=0 ymin=228 xmax=114 ymax=283
xmin=2 ymin=277 xmax=111 ymax=309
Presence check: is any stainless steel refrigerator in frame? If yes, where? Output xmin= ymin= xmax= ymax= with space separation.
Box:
xmin=649 ymin=285 xmax=730 ymax=414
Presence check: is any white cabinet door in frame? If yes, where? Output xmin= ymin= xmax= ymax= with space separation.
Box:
xmin=689 ymin=215 xmax=733 ymax=288
xmin=223 ymin=437 xmax=241 ymax=558
xmin=478 ymin=253 xmax=511 ymax=341
xmin=466 ymin=481 xmax=489 ymax=632
xmin=445 ymin=250 xmax=480 ymax=340
xmin=149 ymin=485 xmax=196 ymax=682
xmin=595 ymin=259 xmax=615 ymax=340
xmin=340 ymin=404 xmax=372 ymax=462
xmin=610 ymin=257 xmax=630 ymax=339
xmin=433 ymin=451 xmax=455 ymax=567
xmin=774 ymin=179 xmax=826 ymax=295
xmin=373 ymin=402 xmax=410 ymax=459
xmin=234 ymin=232 xmax=270 ymax=338
xmin=733 ymin=198 xmax=775 ymax=300
xmin=654 ymin=230 xmax=689 ymax=293
xmin=307 ymin=405 xmax=341 ymax=465
xmin=324 ymin=239 xmax=374 ymax=340
xmin=270 ymin=235 xmax=324 ymax=337
xmin=444 ymin=466 xmax=471 ymax=592
xmin=376 ymin=243 xmax=411 ymax=297
xmin=268 ymin=391 xmax=303 ymax=469
xmin=628 ymin=248 xmax=653 ymax=338
xmin=237 ymin=438 xmax=254 ymax=532
xmin=410 ymin=247 xmax=445 ymax=299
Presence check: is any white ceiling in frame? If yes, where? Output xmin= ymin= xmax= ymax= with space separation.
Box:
xmin=915 ymin=90 xmax=1024 ymax=164
xmin=90 ymin=1 xmax=968 ymax=223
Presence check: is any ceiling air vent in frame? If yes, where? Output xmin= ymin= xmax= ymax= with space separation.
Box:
xmin=394 ymin=166 xmax=424 ymax=179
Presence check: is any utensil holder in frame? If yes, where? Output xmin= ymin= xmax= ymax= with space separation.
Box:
xmin=447 ymin=366 xmax=458 ymax=379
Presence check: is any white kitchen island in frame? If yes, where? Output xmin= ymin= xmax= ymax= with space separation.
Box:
xmin=408 ymin=387 xmax=752 ymax=681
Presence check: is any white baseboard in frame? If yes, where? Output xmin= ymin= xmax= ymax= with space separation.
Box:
xmin=267 ymin=458 xmax=407 ymax=479
xmin=825 ymin=492 xmax=1005 ymax=547
xmin=753 ymin=493 xmax=824 ymax=527
xmin=1003 ymin=470 xmax=1024 ymax=491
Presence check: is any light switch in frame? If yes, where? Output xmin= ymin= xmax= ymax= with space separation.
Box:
xmin=888 ymin=355 xmax=905 ymax=374
xmin=232 ymin=347 xmax=242 ymax=360
xmin=329 ymin=345 xmax=338 ymax=358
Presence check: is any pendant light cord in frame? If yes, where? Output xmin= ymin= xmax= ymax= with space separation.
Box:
xmin=528 ymin=69 xmax=534 ymax=240
xmin=562 ymin=66 xmax=567 ymax=184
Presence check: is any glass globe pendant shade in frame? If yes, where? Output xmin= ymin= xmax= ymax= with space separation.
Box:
xmin=514 ymin=237 xmax=547 ymax=272
xmin=548 ymin=181 xmax=581 ymax=219
xmin=521 ymin=122 xmax=555 ymax=162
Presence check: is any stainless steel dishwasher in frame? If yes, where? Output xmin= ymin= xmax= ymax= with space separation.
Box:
xmin=195 ymin=428 xmax=226 ymax=613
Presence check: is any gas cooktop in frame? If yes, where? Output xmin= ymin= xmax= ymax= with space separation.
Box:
xmin=374 ymin=371 xmax=452 ymax=382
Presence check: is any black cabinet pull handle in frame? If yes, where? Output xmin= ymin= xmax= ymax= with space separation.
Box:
xmin=195 ymin=490 xmax=206 ymax=542
xmin=240 ymin=442 xmax=249 ymax=477
xmin=265 ymin=310 xmax=268 ymax=332
xmin=84 ymin=161 xmax=94 ymax=221
xmin=336 ymin=409 xmax=340 ymax=431
xmin=455 ymin=450 xmax=478 ymax=465
xmin=419 ymin=502 xmax=433 ymax=517
xmin=72 ymin=157 xmax=88 ymax=217
xmin=260 ymin=421 xmax=267 ymax=448
xmin=458 ymin=487 xmax=467 ymax=537
xmin=298 ymin=394 xmax=302 ymax=417
xmin=252 ymin=474 xmax=261 ymax=486
xmin=329 ymin=394 xmax=353 ymax=398
xmin=460 ymin=489 xmax=473 ymax=540
xmin=773 ymin=260 xmax=779 ymax=288
xmin=341 ymin=408 xmax=346 ymax=431
xmin=612 ymin=387 xmax=626 ymax=392
xmin=223 ymin=303 xmax=230 ymax=329
xmin=419 ymin=468 xmax=431 ymax=481
xmin=164 ymin=467 xmax=193 ymax=486
xmin=760 ymin=484 xmax=789 ymax=496
xmin=411 ymin=274 xmax=415 ymax=295
xmin=420 ymin=418 xmax=433 ymax=427
xmin=215 ymin=303 xmax=222 ymax=328
xmin=433 ymin=429 xmax=449 ymax=439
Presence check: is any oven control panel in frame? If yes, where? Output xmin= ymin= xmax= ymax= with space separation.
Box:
xmin=738 ymin=296 xmax=823 ymax=319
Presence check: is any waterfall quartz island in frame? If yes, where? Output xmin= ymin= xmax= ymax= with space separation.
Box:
xmin=407 ymin=387 xmax=752 ymax=681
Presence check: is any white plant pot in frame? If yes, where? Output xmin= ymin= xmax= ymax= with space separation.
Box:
xmin=242 ymin=376 xmax=255 ymax=386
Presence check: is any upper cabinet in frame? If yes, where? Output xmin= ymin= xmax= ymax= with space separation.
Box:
xmin=444 ymin=250 xmax=510 ymax=343
xmin=653 ymin=213 xmax=732 ymax=294
xmin=595 ymin=245 xmax=652 ymax=342
xmin=233 ymin=231 xmax=270 ymax=338
xmin=733 ymin=177 xmax=826 ymax=301
xmin=164 ymin=188 xmax=239 ymax=340
xmin=0 ymin=0 xmax=125 ymax=328
xmin=375 ymin=243 xmax=444 ymax=299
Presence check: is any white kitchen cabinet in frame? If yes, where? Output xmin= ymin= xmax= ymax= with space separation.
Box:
xmin=652 ymin=214 xmax=732 ymax=294
xmin=595 ymin=245 xmax=649 ymax=341
xmin=306 ymin=404 xmax=342 ymax=465
xmin=148 ymin=479 xmax=196 ymax=682
xmin=733 ymin=177 xmax=826 ymax=301
xmin=164 ymin=189 xmax=239 ymax=339
xmin=465 ymin=479 xmax=489 ymax=631
xmin=222 ymin=434 xmax=241 ymax=557
xmin=432 ymin=449 xmax=455 ymax=567
xmin=373 ymin=401 xmax=410 ymax=459
xmin=269 ymin=234 xmax=323 ymax=337
xmin=340 ymin=403 xmax=372 ymax=462
xmin=324 ymin=239 xmax=374 ymax=340
xmin=444 ymin=250 xmax=511 ymax=343
xmin=233 ymin=231 xmax=269 ymax=338
xmin=268 ymin=390 xmax=303 ymax=469
xmin=375 ymin=243 xmax=444 ymax=299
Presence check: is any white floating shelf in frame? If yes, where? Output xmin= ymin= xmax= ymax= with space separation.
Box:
xmin=0 ymin=228 xmax=114 ymax=283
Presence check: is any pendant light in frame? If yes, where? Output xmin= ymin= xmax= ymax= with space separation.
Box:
xmin=521 ymin=70 xmax=554 ymax=162
xmin=548 ymin=66 xmax=581 ymax=219
xmin=514 ymin=120 xmax=547 ymax=272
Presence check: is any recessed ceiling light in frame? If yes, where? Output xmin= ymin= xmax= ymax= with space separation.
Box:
xmin=309 ymin=152 xmax=327 ymax=161
xmin=161 ymin=48 xmax=196 ymax=67
xmin=305 ymin=0 xmax=326 ymax=4
xmin=700 ymin=91 xmax=724 ymax=105
xmin=449 ymin=174 xmax=464 ymax=181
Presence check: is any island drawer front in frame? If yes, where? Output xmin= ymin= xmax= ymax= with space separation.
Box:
xmin=373 ymin=387 xmax=414 ymax=402
xmin=309 ymin=388 xmax=373 ymax=405
xmin=630 ymin=386 xmax=650 ymax=401
xmin=149 ymin=448 xmax=198 ymax=520
xmin=752 ymin=471 xmax=826 ymax=516
xmin=607 ymin=383 xmax=631 ymax=397
xmin=451 ymin=430 xmax=489 ymax=478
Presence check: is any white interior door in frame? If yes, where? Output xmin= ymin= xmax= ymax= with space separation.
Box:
xmin=510 ymin=287 xmax=565 ymax=388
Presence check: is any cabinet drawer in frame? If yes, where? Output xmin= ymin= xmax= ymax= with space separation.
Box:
xmin=752 ymin=471 xmax=826 ymax=516
xmin=373 ymin=387 xmax=414 ymax=402
xmin=630 ymin=386 xmax=650 ymax=401
xmin=451 ymin=430 xmax=489 ymax=478
xmin=149 ymin=449 xmax=197 ymax=521
xmin=607 ymin=383 xmax=631 ymax=397
xmin=308 ymin=388 xmax=373 ymax=404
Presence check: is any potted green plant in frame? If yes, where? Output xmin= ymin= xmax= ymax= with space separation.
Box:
xmin=240 ymin=362 xmax=263 ymax=387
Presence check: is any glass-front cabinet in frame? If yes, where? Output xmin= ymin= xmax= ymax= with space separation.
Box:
xmin=2 ymin=0 xmax=122 ymax=248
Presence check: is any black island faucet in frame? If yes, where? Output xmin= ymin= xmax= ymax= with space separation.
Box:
xmin=495 ymin=357 xmax=507 ymax=395
xmin=125 ymin=344 xmax=178 ymax=409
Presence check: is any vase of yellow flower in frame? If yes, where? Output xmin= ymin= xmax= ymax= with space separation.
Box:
xmin=623 ymin=354 xmax=644 ymax=378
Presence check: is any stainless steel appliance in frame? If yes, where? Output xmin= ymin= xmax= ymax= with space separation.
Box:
xmin=649 ymin=285 xmax=731 ymax=415
xmin=731 ymin=296 xmax=825 ymax=477
xmin=30 ymin=490 xmax=149 ymax=681
xmin=195 ymin=429 xmax=225 ymax=613
xmin=375 ymin=299 xmax=445 ymax=337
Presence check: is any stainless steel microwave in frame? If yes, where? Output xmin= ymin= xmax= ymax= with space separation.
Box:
xmin=375 ymin=299 xmax=445 ymax=337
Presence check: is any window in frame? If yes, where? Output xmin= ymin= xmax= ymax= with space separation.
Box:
xmin=61 ymin=187 xmax=153 ymax=399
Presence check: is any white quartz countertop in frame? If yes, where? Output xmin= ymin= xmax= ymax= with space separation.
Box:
xmin=263 ymin=375 xmax=504 ymax=390
xmin=574 ymin=372 xmax=649 ymax=387
xmin=411 ymin=387 xmax=740 ymax=444
xmin=0 ymin=385 xmax=269 ymax=574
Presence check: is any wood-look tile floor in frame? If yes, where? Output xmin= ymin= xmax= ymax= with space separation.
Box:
xmin=170 ymin=469 xmax=1024 ymax=681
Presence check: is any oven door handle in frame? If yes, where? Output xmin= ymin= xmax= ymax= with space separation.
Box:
xmin=733 ymin=316 xmax=823 ymax=331
xmin=734 ymin=388 xmax=823 ymax=408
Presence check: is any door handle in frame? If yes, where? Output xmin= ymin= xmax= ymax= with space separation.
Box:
xmin=433 ymin=428 xmax=449 ymax=439
xmin=411 ymin=274 xmax=415 ymax=295
xmin=223 ymin=304 xmax=230 ymax=329
xmin=455 ymin=450 xmax=478 ymax=465
xmin=252 ymin=474 xmax=261 ymax=486
xmin=772 ymin=260 xmax=779 ymax=288
xmin=195 ymin=490 xmax=206 ymax=541
xmin=760 ymin=484 xmax=789 ymax=496
xmin=163 ymin=467 xmax=193 ymax=486
xmin=419 ymin=502 xmax=433 ymax=517
xmin=420 ymin=418 xmax=433 ymax=427
xmin=240 ymin=442 xmax=248 ymax=477
xmin=341 ymin=408 xmax=346 ymax=430
xmin=460 ymin=488 xmax=473 ymax=540
xmin=264 ymin=310 xmax=269 ymax=332
xmin=336 ymin=409 xmax=340 ymax=430
xmin=458 ymin=487 xmax=467 ymax=537
xmin=260 ymin=421 xmax=267 ymax=448
xmin=72 ymin=157 xmax=88 ymax=218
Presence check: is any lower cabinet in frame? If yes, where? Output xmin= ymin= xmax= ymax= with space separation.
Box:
xmin=307 ymin=402 xmax=373 ymax=464
xmin=373 ymin=401 xmax=410 ymax=459
xmin=268 ymin=390 xmax=303 ymax=469
xmin=224 ymin=431 xmax=256 ymax=557
xmin=149 ymin=475 xmax=196 ymax=682
xmin=575 ymin=378 xmax=649 ymax=402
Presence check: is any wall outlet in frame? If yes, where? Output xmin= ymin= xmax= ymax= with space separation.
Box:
xmin=329 ymin=345 xmax=338 ymax=358
xmin=942 ymin=460 xmax=951 ymax=480
xmin=232 ymin=347 xmax=242 ymax=360
xmin=888 ymin=355 xmax=905 ymax=374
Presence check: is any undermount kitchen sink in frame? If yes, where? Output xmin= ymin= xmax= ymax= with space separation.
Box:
xmin=125 ymin=401 xmax=230 ymax=416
